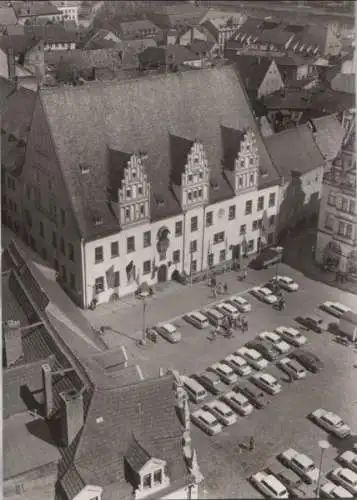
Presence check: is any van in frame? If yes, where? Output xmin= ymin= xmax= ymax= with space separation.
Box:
xmin=185 ymin=311 xmax=210 ymax=329
xmin=181 ymin=376 xmax=207 ymax=403
xmin=204 ymin=308 xmax=224 ymax=326
xmin=216 ymin=302 xmax=239 ymax=319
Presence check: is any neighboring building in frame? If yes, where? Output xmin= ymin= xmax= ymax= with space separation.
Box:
xmin=147 ymin=4 xmax=208 ymax=30
xmin=178 ymin=26 xmax=207 ymax=46
xmin=1 ymin=66 xmax=281 ymax=308
xmin=274 ymin=54 xmax=319 ymax=88
xmin=118 ymin=20 xmax=162 ymax=41
xmin=330 ymin=72 xmax=355 ymax=95
xmin=52 ymin=0 xmax=80 ymax=25
xmin=24 ymin=24 xmax=78 ymax=51
xmin=83 ymin=28 xmax=122 ymax=50
xmin=12 ymin=1 xmax=63 ymax=25
xmin=2 ymin=241 xmax=200 ymax=500
xmin=199 ymin=8 xmax=245 ymax=27
xmin=316 ymin=114 xmax=356 ymax=277
xmin=138 ymin=45 xmax=203 ymax=71
xmin=233 ymin=55 xmax=284 ymax=100
xmin=203 ymin=16 xmax=245 ymax=54
xmin=265 ymin=124 xmax=325 ymax=239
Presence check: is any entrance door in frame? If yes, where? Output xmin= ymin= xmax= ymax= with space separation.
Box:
xmin=158 ymin=264 xmax=167 ymax=283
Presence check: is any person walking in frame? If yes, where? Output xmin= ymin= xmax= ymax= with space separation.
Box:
xmin=224 ymin=282 xmax=228 ymax=294
xmin=212 ymin=286 xmax=217 ymax=298
xmin=249 ymin=436 xmax=255 ymax=451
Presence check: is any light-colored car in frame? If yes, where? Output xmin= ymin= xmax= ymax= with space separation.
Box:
xmin=223 ymin=391 xmax=254 ymax=416
xmin=251 ymin=472 xmax=289 ymax=498
xmin=321 ymin=301 xmax=351 ymax=318
xmin=272 ymin=275 xmax=299 ymax=292
xmin=320 ymin=482 xmax=354 ymax=498
xmin=279 ymin=448 xmax=319 ymax=484
xmin=204 ymin=307 xmax=225 ymax=326
xmin=204 ymin=399 xmax=237 ymax=426
xmin=155 ymin=323 xmax=181 ymax=343
xmin=277 ymin=357 xmax=307 ymax=379
xmin=298 ymin=314 xmax=328 ymax=333
xmin=223 ymin=354 xmax=252 ymax=376
xmin=228 ymin=295 xmax=252 ymax=312
xmin=184 ymin=311 xmax=210 ymax=329
xmin=191 ymin=409 xmax=223 ymax=435
xmin=251 ymin=372 xmax=282 ymax=395
xmin=310 ymin=409 xmax=351 ymax=438
xmin=236 ymin=347 xmax=269 ymax=370
xmin=258 ymin=331 xmax=291 ymax=354
xmin=275 ymin=326 xmax=307 ymax=346
xmin=209 ymin=362 xmax=238 ymax=384
xmin=330 ymin=468 xmax=357 ymax=495
xmin=216 ymin=302 xmax=240 ymax=319
xmin=251 ymin=286 xmax=278 ymax=304
xmin=338 ymin=451 xmax=357 ymax=473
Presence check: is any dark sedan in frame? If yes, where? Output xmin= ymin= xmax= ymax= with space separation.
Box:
xmin=246 ymin=339 xmax=280 ymax=361
xmin=291 ymin=349 xmax=324 ymax=373
xmin=234 ymin=379 xmax=270 ymax=409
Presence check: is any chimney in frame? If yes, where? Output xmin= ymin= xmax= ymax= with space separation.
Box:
xmin=7 ymin=47 xmax=16 ymax=81
xmin=42 ymin=363 xmax=54 ymax=418
xmin=60 ymin=389 xmax=84 ymax=447
xmin=3 ymin=321 xmax=23 ymax=368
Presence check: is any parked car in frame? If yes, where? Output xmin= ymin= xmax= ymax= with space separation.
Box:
xmin=194 ymin=371 xmax=226 ymax=395
xmin=235 ymin=379 xmax=269 ymax=409
xmin=191 ymin=409 xmax=223 ymax=435
xmin=338 ymin=451 xmax=357 ymax=473
xmin=271 ymin=275 xmax=299 ymax=292
xmin=320 ymin=482 xmax=354 ymax=498
xmin=154 ymin=323 xmax=182 ymax=343
xmin=222 ymin=391 xmax=254 ymax=416
xmin=297 ymin=314 xmax=328 ymax=333
xmin=223 ymin=354 xmax=252 ymax=376
xmin=251 ymin=372 xmax=282 ymax=395
xmin=250 ymin=471 xmax=289 ymax=498
xmin=275 ymin=326 xmax=307 ymax=346
xmin=330 ymin=468 xmax=357 ymax=495
xmin=204 ymin=307 xmax=225 ymax=326
xmin=209 ymin=362 xmax=238 ymax=384
xmin=184 ymin=311 xmax=210 ymax=329
xmin=251 ymin=286 xmax=278 ymax=304
xmin=216 ymin=302 xmax=240 ymax=320
xmin=181 ymin=376 xmax=207 ymax=403
xmin=291 ymin=349 xmax=323 ymax=373
xmin=320 ymin=301 xmax=351 ymax=318
xmin=310 ymin=409 xmax=351 ymax=438
xmin=279 ymin=448 xmax=319 ymax=484
xmin=236 ymin=347 xmax=269 ymax=370
xmin=246 ymin=339 xmax=280 ymax=361
xmin=203 ymin=399 xmax=237 ymax=426
xmin=228 ymin=295 xmax=252 ymax=312
xmin=259 ymin=331 xmax=291 ymax=354
xmin=277 ymin=357 xmax=306 ymax=379
xmin=267 ymin=463 xmax=302 ymax=493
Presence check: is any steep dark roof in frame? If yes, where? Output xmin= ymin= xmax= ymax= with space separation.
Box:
xmin=235 ymin=55 xmax=273 ymax=93
xmin=265 ymin=124 xmax=324 ymax=179
xmin=1 ymin=85 xmax=37 ymax=140
xmin=139 ymin=45 xmax=200 ymax=67
xmin=119 ymin=20 xmax=161 ymax=35
xmin=39 ymin=66 xmax=279 ymax=239
xmin=83 ymin=29 xmax=122 ymax=50
xmin=189 ymin=38 xmax=214 ymax=55
xmin=0 ymin=76 xmax=16 ymax=106
xmin=24 ymin=23 xmax=78 ymax=44
xmin=0 ymin=33 xmax=38 ymax=55
xmin=13 ymin=1 xmax=60 ymax=17
xmin=125 ymin=434 xmax=152 ymax=472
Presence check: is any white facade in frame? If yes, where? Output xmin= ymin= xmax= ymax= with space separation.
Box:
xmin=44 ymin=41 xmax=76 ymax=51
xmin=53 ymin=1 xmax=79 ymax=25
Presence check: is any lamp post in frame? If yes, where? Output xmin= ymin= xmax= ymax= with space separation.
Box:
xmin=316 ymin=440 xmax=330 ymax=499
xmin=141 ymin=297 xmax=147 ymax=345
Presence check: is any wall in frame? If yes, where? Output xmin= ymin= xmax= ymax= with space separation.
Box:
xmin=258 ymin=60 xmax=284 ymax=99
xmin=162 ymin=483 xmax=198 ymax=500
xmin=0 ymin=48 xmax=9 ymax=78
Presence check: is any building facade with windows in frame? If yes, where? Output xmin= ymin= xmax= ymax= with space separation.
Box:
xmin=1 ymin=66 xmax=281 ymax=309
xmin=316 ymin=113 xmax=356 ymax=277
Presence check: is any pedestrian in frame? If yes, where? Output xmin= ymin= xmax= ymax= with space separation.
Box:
xmin=212 ymin=286 xmax=217 ymax=298
xmin=249 ymin=436 xmax=255 ymax=451
xmin=224 ymin=282 xmax=228 ymax=294
xmin=212 ymin=276 xmax=217 ymax=288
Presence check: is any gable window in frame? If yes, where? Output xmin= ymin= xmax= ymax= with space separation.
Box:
xmin=138 ymin=185 xmax=143 ymax=195
xmin=95 ymin=276 xmax=104 ymax=294
xmin=143 ymin=260 xmax=151 ymax=275
xmin=191 ymin=216 xmax=198 ymax=232
xmin=126 ymin=188 xmax=131 ymax=199
xmin=206 ymin=211 xmax=213 ymax=227
xmin=173 ymin=249 xmax=180 ymax=263
xmin=245 ymin=200 xmax=252 ymax=215
xmin=111 ymin=241 xmax=119 ymax=257
xmin=95 ymin=246 xmax=103 ymax=263
xmin=257 ymin=196 xmax=264 ymax=211
xmin=68 ymin=243 xmax=74 ymax=261
xmin=228 ymin=205 xmax=236 ymax=220
xmin=213 ymin=231 xmax=224 ymax=244
xmin=143 ymin=231 xmax=151 ymax=248
xmin=175 ymin=221 xmax=183 ymax=237
xmin=143 ymin=474 xmax=152 ymax=489
xmin=269 ymin=192 xmax=276 ymax=207
xmin=127 ymin=236 xmax=135 ymax=253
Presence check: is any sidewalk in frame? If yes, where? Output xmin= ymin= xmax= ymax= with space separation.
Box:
xmin=283 ymin=228 xmax=357 ymax=296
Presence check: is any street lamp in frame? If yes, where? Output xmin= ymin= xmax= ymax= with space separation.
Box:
xmin=316 ymin=440 xmax=330 ymax=499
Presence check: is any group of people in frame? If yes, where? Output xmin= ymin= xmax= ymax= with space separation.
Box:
xmin=211 ymin=313 xmax=249 ymax=340
xmin=210 ymin=277 xmax=228 ymax=298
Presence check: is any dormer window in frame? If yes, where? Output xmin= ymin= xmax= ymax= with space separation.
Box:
xmin=125 ymin=208 xmax=130 ymax=218
xmin=153 ymin=470 xmax=162 ymax=484
xmin=193 ymin=190 xmax=197 ymax=199
xmin=140 ymin=204 xmax=144 ymax=215
xmin=198 ymin=188 xmax=202 ymax=197
xmin=126 ymin=189 xmax=131 ymax=198
xmin=194 ymin=157 xmax=199 ymax=163
xmin=132 ymin=170 xmax=136 ymax=178
xmin=143 ymin=474 xmax=151 ymax=489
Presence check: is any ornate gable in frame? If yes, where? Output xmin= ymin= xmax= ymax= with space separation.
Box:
xmin=181 ymin=141 xmax=210 ymax=210
xmin=118 ymin=153 xmax=151 ymax=227
xmin=233 ymin=129 xmax=259 ymax=194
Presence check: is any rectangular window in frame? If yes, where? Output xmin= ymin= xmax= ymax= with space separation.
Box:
xmin=40 ymin=221 xmax=44 ymax=237
xmin=191 ymin=216 xmax=198 ymax=232
xmin=191 ymin=259 xmax=197 ymax=273
xmin=245 ymin=200 xmax=252 ymax=215
xmin=175 ymin=220 xmax=183 ymax=236
xmin=219 ymin=249 xmax=226 ymax=262
xmin=60 ymin=236 xmax=65 ymax=255
xmin=153 ymin=469 xmax=162 ymax=485
xmin=143 ymin=231 xmax=151 ymax=248
xmin=327 ymin=193 xmax=335 ymax=206
xmin=206 ymin=211 xmax=213 ymax=227
xmin=190 ymin=240 xmax=197 ymax=253
xmin=127 ymin=236 xmax=135 ymax=253
xmin=269 ymin=192 xmax=276 ymax=207
xmin=350 ymin=200 xmax=356 ymax=214
xmin=240 ymin=224 xmax=246 ymax=235
xmin=61 ymin=265 xmax=67 ymax=283
xmin=52 ymin=231 xmax=57 ymax=249
xmin=346 ymin=224 xmax=353 ymax=238
xmin=70 ymin=273 xmax=75 ymax=290
xmin=269 ymin=215 xmax=275 ymax=226
xmin=173 ymin=249 xmax=180 ymax=263
xmin=68 ymin=243 xmax=74 ymax=261
xmin=95 ymin=277 xmax=104 ymax=294
xmin=248 ymin=239 xmax=254 ymax=251
xmin=324 ymin=214 xmax=333 ymax=230
xmin=111 ymin=241 xmax=119 ymax=257
xmin=143 ymin=260 xmax=151 ymax=275
xmin=60 ymin=208 xmax=66 ymax=226
xmin=207 ymin=253 xmax=214 ymax=267
xmin=228 ymin=205 xmax=236 ymax=220
xmin=95 ymin=246 xmax=103 ymax=263
xmin=143 ymin=474 xmax=151 ymax=489
xmin=252 ymin=220 xmax=258 ymax=231
xmin=267 ymin=232 xmax=273 ymax=244
xmin=257 ymin=196 xmax=264 ymax=211
xmin=341 ymin=198 xmax=348 ymax=212
xmin=213 ymin=231 xmax=225 ymax=244
xmin=114 ymin=271 xmax=120 ymax=287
